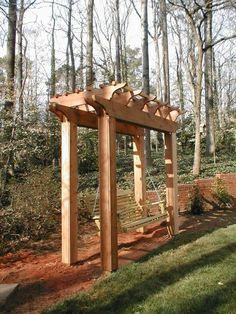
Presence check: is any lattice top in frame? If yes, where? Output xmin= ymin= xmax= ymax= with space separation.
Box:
xmin=49 ymin=82 xmax=182 ymax=133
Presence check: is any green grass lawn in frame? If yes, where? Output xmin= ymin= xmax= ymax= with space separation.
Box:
xmin=45 ymin=224 xmax=236 ymax=314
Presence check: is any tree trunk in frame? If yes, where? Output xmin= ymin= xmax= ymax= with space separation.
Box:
xmin=183 ymin=9 xmax=204 ymax=175
xmin=68 ymin=0 xmax=76 ymax=92
xmin=176 ymin=50 xmax=184 ymax=119
xmin=204 ymin=0 xmax=215 ymax=156
xmin=179 ymin=3 xmax=204 ymax=175
xmin=160 ymin=0 xmax=170 ymax=103
xmin=141 ymin=0 xmax=152 ymax=167
xmin=212 ymin=49 xmax=220 ymax=128
xmin=78 ymin=26 xmax=84 ymax=89
xmin=50 ymin=0 xmax=56 ymax=97
xmin=174 ymin=16 xmax=185 ymax=123
xmin=86 ymin=0 xmax=94 ymax=86
xmin=6 ymin=0 xmax=17 ymax=109
xmin=193 ymin=43 xmax=203 ymax=175
xmin=152 ymin=0 xmax=162 ymax=100
xmin=115 ymin=0 xmax=122 ymax=83
xmin=217 ymin=61 xmax=223 ymax=127
xmin=154 ymin=40 xmax=162 ymax=100
xmin=66 ymin=43 xmax=69 ymax=90
xmin=17 ymin=0 xmax=24 ymax=120
xmin=122 ymin=35 xmax=128 ymax=82
xmin=175 ymin=20 xmax=186 ymax=151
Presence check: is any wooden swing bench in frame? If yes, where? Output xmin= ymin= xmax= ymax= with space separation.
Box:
xmin=80 ymin=190 xmax=168 ymax=233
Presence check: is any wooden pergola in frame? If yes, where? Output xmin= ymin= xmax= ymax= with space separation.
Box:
xmin=49 ymin=82 xmax=181 ymax=273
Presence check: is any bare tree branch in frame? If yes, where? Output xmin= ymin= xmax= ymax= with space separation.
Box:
xmin=130 ymin=0 xmax=154 ymax=39
xmin=204 ymin=33 xmax=236 ymax=51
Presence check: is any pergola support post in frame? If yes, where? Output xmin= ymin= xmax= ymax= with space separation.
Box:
xmin=133 ymin=133 xmax=146 ymax=233
xmin=98 ymin=111 xmax=118 ymax=272
xmin=164 ymin=132 xmax=179 ymax=235
xmin=61 ymin=118 xmax=78 ymax=264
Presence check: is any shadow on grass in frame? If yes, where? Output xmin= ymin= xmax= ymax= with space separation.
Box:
xmin=140 ymin=210 xmax=236 ymax=264
xmin=93 ymin=243 xmax=236 ymax=314
xmin=120 ymin=208 xmax=236 ymax=266
xmin=179 ymin=277 xmax=236 ymax=314
xmin=46 ymin=236 xmax=236 ymax=314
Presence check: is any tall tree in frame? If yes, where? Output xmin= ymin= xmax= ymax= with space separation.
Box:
xmin=115 ymin=0 xmax=122 ymax=82
xmin=120 ymin=1 xmax=132 ymax=83
xmin=168 ymin=0 xmax=236 ymax=174
xmin=204 ymin=0 xmax=215 ymax=157
xmin=67 ymin=0 xmax=76 ymax=92
xmin=17 ymin=0 xmax=24 ymax=119
xmin=172 ymin=14 xmax=185 ymax=121
xmin=16 ymin=0 xmax=36 ymax=119
xmin=160 ymin=0 xmax=170 ymax=103
xmin=1 ymin=0 xmax=17 ymax=205
xmin=50 ymin=0 xmax=56 ymax=97
xmin=179 ymin=1 xmax=204 ymax=175
xmin=78 ymin=25 xmax=84 ymax=89
xmin=151 ymin=0 xmax=162 ymax=100
xmin=168 ymin=0 xmax=205 ymax=175
xmin=188 ymin=19 xmax=203 ymax=176
xmin=141 ymin=0 xmax=152 ymax=166
xmin=6 ymin=0 xmax=17 ymax=109
xmin=86 ymin=0 xmax=94 ymax=86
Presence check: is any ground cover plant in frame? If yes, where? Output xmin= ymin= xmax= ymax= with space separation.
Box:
xmin=45 ymin=223 xmax=236 ymax=314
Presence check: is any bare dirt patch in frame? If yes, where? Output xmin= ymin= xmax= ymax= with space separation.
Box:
xmin=1 ymin=209 xmax=236 ymax=314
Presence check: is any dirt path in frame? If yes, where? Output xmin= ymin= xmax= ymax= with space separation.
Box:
xmin=1 ymin=209 xmax=236 ymax=314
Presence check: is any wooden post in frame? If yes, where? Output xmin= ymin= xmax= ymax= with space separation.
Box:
xmin=133 ymin=133 xmax=146 ymax=232
xmin=98 ymin=111 xmax=118 ymax=272
xmin=164 ymin=132 xmax=179 ymax=235
xmin=61 ymin=117 xmax=78 ymax=264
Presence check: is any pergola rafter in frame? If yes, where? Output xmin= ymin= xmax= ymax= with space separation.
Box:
xmin=49 ymin=82 xmax=182 ymax=272
xmin=49 ymin=82 xmax=181 ymax=134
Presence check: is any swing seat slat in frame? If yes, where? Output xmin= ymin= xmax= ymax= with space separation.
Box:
xmin=79 ymin=190 xmax=167 ymax=233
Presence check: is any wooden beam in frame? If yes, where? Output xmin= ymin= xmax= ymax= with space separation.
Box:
xmin=133 ymin=134 xmax=147 ymax=233
xmin=94 ymin=95 xmax=180 ymax=133
xmin=116 ymin=123 xmax=143 ymax=136
xmin=98 ymin=111 xmax=118 ymax=272
xmin=50 ymin=82 xmax=127 ymax=108
xmin=168 ymin=109 xmax=181 ymax=122
xmin=61 ymin=118 xmax=78 ymax=264
xmin=164 ymin=132 xmax=179 ymax=235
xmin=49 ymin=103 xmax=143 ymax=136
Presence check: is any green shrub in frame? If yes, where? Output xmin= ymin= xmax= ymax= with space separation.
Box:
xmin=188 ymin=185 xmax=204 ymax=215
xmin=78 ymin=130 xmax=98 ymax=173
xmin=212 ymin=177 xmax=233 ymax=210
xmin=0 ymin=166 xmax=61 ymax=254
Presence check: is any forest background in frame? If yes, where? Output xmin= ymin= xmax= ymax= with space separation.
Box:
xmin=0 ymin=0 xmax=236 ymax=253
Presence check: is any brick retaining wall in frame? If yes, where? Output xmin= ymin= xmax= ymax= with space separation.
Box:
xmin=147 ymin=172 xmax=236 ymax=212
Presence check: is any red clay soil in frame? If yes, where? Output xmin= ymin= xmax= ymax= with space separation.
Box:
xmin=1 ymin=209 xmax=236 ymax=314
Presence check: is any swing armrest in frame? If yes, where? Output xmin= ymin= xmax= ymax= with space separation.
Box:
xmin=147 ymin=200 xmax=166 ymax=214
xmin=151 ymin=200 xmax=164 ymax=205
xmin=93 ymin=214 xmax=100 ymax=220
